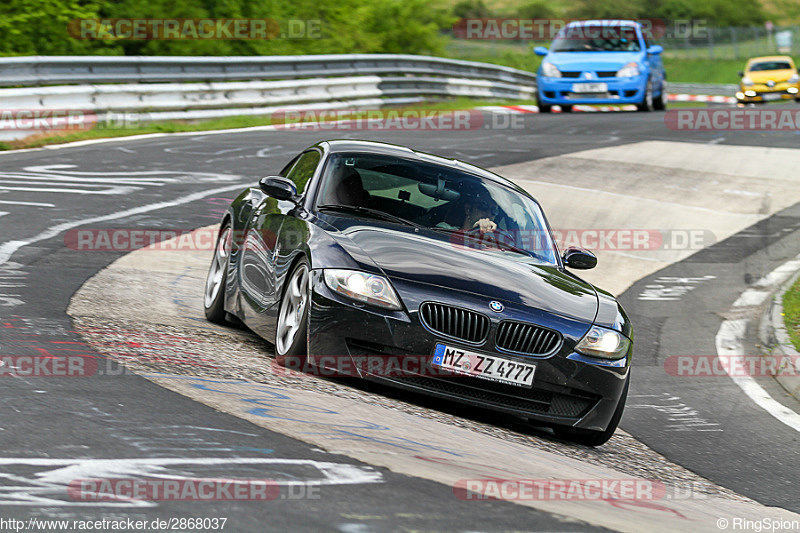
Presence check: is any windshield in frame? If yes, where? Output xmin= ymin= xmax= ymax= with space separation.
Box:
xmin=749 ymin=61 xmax=792 ymax=71
xmin=316 ymin=153 xmax=559 ymax=265
xmin=551 ymin=25 xmax=641 ymax=52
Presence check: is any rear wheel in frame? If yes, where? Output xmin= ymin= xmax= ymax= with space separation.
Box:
xmin=553 ymin=376 xmax=629 ymax=447
xmin=275 ymin=259 xmax=310 ymax=367
xmin=560 ymin=104 xmax=573 ymax=113
xmin=204 ymin=223 xmax=232 ymax=324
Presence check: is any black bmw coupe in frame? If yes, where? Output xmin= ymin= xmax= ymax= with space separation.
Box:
xmin=204 ymin=140 xmax=632 ymax=446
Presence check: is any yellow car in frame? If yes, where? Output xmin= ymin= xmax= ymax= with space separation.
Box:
xmin=736 ymin=55 xmax=800 ymax=103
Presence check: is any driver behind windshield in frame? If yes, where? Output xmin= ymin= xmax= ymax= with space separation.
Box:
xmin=434 ymin=189 xmax=498 ymax=234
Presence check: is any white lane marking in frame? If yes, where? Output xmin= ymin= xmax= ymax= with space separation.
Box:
xmin=0 ymin=186 xmax=137 ymax=195
xmin=0 ymin=183 xmax=247 ymax=266
xmin=0 ymin=212 xmax=7 ymax=217
xmin=0 ymin=457 xmax=382 ymax=507
xmin=516 ymin=178 xmax=759 ymax=217
xmin=715 ymin=253 xmax=800 ymax=432
xmin=0 ymin=200 xmax=55 ymax=207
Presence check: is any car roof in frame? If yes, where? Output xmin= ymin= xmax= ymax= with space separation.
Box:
xmin=565 ymin=19 xmax=640 ymax=27
xmin=747 ymin=55 xmax=795 ymax=65
xmin=313 ymin=139 xmax=523 ymax=191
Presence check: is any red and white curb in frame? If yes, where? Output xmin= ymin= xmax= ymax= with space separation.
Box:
xmin=478 ymin=94 xmax=737 ymax=114
xmin=670 ymin=94 xmax=738 ymax=104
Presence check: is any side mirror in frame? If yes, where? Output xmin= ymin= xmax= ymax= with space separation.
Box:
xmin=259 ymin=176 xmax=298 ymax=203
xmin=647 ymin=45 xmax=663 ymax=55
xmin=563 ymin=247 xmax=597 ymax=270
xmin=534 ymin=46 xmax=548 ymax=56
xmin=738 ymin=70 xmax=744 ymax=78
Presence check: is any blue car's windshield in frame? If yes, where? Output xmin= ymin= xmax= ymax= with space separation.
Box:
xmin=551 ymin=25 xmax=641 ymax=52
xmin=316 ymin=153 xmax=559 ymax=265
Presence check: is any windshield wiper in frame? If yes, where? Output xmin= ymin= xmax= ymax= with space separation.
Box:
xmin=316 ymin=204 xmax=423 ymax=228
xmin=428 ymin=227 xmax=532 ymax=257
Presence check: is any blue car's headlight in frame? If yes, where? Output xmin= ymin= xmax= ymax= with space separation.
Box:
xmin=615 ymin=62 xmax=640 ymax=78
xmin=541 ymin=61 xmax=562 ymax=78
xmin=323 ymin=269 xmax=402 ymax=310
xmin=575 ymin=325 xmax=631 ymax=360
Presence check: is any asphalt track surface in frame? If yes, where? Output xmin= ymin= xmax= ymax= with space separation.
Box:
xmin=1 ymin=108 xmax=800 ymax=529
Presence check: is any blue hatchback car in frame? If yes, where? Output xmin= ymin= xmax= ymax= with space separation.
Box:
xmin=534 ymin=20 xmax=667 ymax=112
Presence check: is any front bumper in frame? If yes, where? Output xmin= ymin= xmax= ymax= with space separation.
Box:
xmin=306 ymin=270 xmax=631 ymax=432
xmin=537 ymin=74 xmax=647 ymax=105
xmin=736 ymin=84 xmax=799 ymax=103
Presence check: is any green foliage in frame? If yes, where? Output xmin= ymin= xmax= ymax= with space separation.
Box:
xmin=453 ymin=0 xmax=491 ymax=19
xmin=514 ymin=1 xmax=556 ymax=20
xmin=0 ymin=0 xmax=455 ymax=56
xmin=0 ymin=0 xmax=120 ymax=55
xmin=566 ymin=0 xmax=765 ymax=27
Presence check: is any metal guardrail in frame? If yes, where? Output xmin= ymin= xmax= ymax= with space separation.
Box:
xmin=0 ymin=54 xmax=537 ymax=87
xmin=0 ymin=55 xmax=537 ymax=139
xmin=666 ymin=82 xmax=739 ymax=96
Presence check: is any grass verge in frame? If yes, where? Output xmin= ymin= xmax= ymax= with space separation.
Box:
xmin=783 ymin=276 xmax=800 ymax=352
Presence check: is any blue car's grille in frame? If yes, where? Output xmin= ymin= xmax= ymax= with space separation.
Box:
xmin=495 ymin=320 xmax=561 ymax=355
xmin=420 ymin=303 xmax=489 ymax=344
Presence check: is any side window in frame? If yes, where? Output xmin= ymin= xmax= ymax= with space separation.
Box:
xmin=284 ymin=150 xmax=321 ymax=195
xmin=278 ymin=155 xmax=300 ymax=177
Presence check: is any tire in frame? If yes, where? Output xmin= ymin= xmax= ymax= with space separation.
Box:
xmin=553 ymin=376 xmax=629 ymax=447
xmin=204 ymin=222 xmax=232 ymax=324
xmin=560 ymin=104 xmax=573 ymax=113
xmin=637 ymin=80 xmax=654 ymax=112
xmin=274 ymin=258 xmax=310 ymax=368
xmin=538 ymin=103 xmax=552 ymax=113
xmin=653 ymin=82 xmax=667 ymax=111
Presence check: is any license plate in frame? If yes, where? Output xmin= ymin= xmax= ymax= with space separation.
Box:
xmin=763 ymin=92 xmax=782 ymax=101
xmin=431 ymin=344 xmax=535 ymax=388
xmin=572 ymin=82 xmax=608 ymax=93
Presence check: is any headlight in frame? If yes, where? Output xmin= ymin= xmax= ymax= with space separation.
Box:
xmin=742 ymin=76 xmax=754 ymax=86
xmin=323 ymin=269 xmax=402 ymax=310
xmin=541 ymin=61 xmax=561 ymax=78
xmin=615 ymin=62 xmax=640 ymax=78
xmin=788 ymin=73 xmax=799 ymax=84
xmin=575 ymin=325 xmax=630 ymax=360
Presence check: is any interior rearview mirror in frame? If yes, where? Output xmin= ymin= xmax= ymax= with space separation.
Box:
xmin=562 ymin=247 xmax=597 ymax=270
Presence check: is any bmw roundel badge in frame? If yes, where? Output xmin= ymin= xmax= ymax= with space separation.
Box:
xmin=489 ymin=301 xmax=504 ymax=312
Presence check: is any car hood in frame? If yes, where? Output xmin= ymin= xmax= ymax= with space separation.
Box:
xmin=747 ymin=69 xmax=796 ymax=84
xmin=328 ymin=220 xmax=599 ymax=323
xmin=545 ymin=51 xmax=642 ymax=72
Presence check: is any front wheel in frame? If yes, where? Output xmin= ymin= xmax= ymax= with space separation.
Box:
xmin=653 ymin=82 xmax=668 ymax=111
xmin=275 ymin=259 xmax=310 ymax=367
xmin=204 ymin=223 xmax=232 ymax=324
xmin=637 ymin=80 xmax=654 ymax=112
xmin=553 ymin=376 xmax=629 ymax=447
